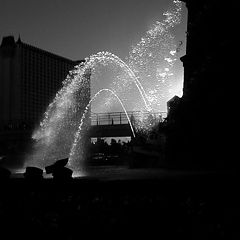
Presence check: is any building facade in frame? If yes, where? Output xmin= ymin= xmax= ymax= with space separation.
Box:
xmin=0 ymin=36 xmax=84 ymax=129
xmin=0 ymin=36 xmax=89 ymax=156
xmin=165 ymin=0 xmax=233 ymax=170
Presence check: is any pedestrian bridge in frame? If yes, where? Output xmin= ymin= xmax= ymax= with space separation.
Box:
xmin=89 ymin=111 xmax=166 ymax=138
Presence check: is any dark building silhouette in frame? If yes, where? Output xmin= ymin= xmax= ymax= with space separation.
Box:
xmin=0 ymin=35 xmax=84 ymax=128
xmin=167 ymin=95 xmax=181 ymax=124
xmin=0 ymin=36 xmax=87 ymax=157
xmin=166 ymin=1 xmax=233 ymax=170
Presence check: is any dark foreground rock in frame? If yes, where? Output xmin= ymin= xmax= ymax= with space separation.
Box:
xmin=45 ymin=158 xmax=69 ymax=174
xmin=45 ymin=158 xmax=73 ymax=180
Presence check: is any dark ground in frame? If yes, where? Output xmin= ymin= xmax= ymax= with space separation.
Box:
xmin=0 ymin=170 xmax=237 ymax=239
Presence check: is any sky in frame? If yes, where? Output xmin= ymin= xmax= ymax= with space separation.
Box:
xmin=0 ymin=0 xmax=187 ymax=113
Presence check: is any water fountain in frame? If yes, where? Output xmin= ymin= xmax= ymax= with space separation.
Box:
xmin=68 ymin=88 xmax=136 ymax=169
xmin=24 ymin=52 xmax=151 ymax=170
xmin=24 ymin=0 xmax=183 ymax=175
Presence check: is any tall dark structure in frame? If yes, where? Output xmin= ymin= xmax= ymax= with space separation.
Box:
xmin=0 ymin=36 xmax=88 ymax=158
xmin=166 ymin=1 xmax=233 ymax=170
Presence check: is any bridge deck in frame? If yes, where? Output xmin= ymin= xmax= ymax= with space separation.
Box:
xmin=91 ymin=111 xmax=166 ymax=125
xmin=89 ymin=111 xmax=166 ymax=138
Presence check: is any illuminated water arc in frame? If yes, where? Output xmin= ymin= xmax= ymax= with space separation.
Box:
xmin=97 ymin=52 xmax=149 ymax=107
xmin=68 ymin=88 xmax=136 ymax=166
xmin=39 ymin=51 xmax=152 ymax=132
xmin=86 ymin=52 xmax=151 ymax=110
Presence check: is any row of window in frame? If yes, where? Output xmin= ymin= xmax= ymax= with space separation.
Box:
xmin=21 ymin=46 xmax=74 ymax=69
xmin=22 ymin=68 xmax=68 ymax=80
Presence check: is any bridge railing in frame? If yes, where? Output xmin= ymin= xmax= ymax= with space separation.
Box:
xmin=90 ymin=111 xmax=167 ymax=126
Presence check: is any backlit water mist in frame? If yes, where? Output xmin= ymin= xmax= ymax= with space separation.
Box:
xmin=24 ymin=0 xmax=182 ymax=173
